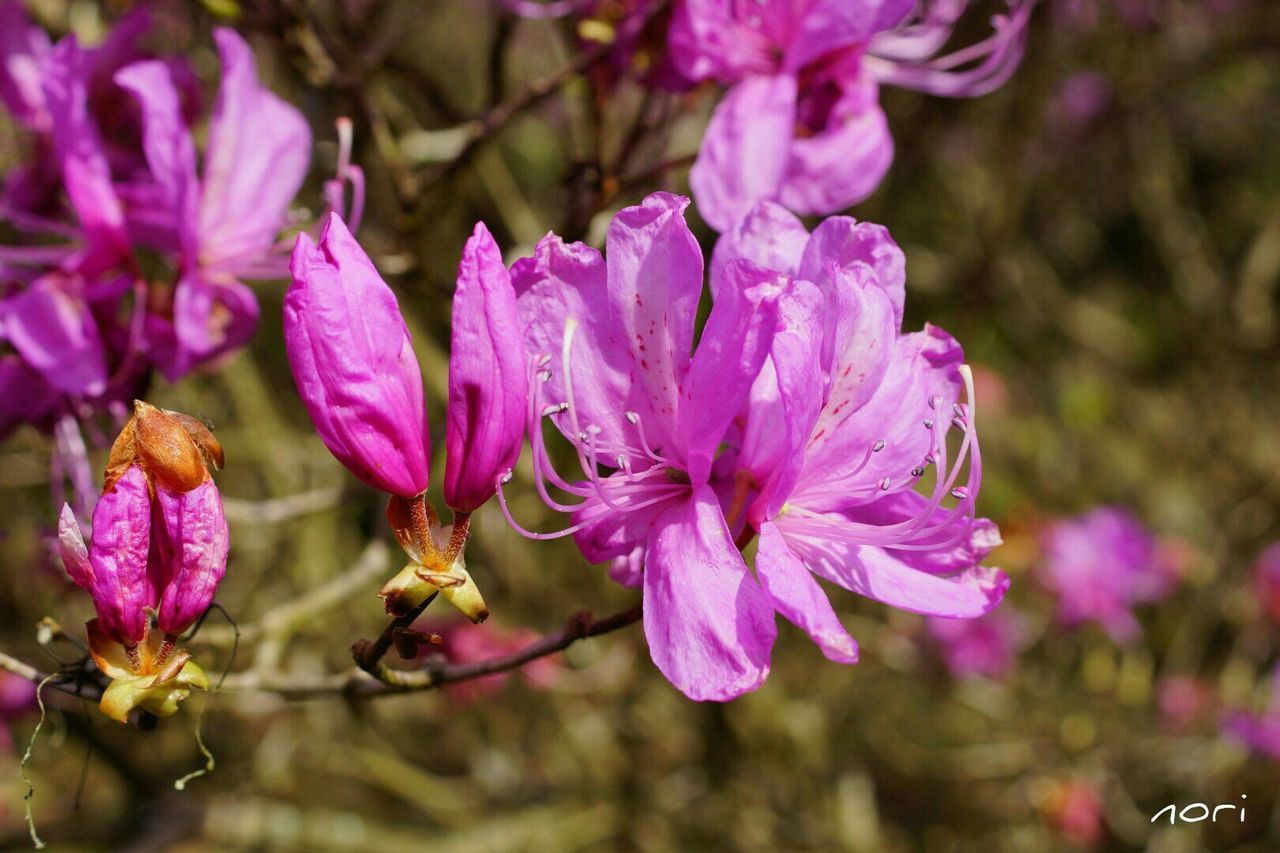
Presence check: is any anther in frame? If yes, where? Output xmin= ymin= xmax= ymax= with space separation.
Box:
xmin=928 ymin=395 xmax=942 ymax=409
xmin=499 ymin=469 xmax=514 ymax=485
xmin=872 ymin=440 xmax=886 ymax=452
xmin=541 ymin=403 xmax=566 ymax=417
xmin=625 ymin=411 xmax=639 ymax=424
xmin=879 ymin=477 xmax=892 ymax=491
xmin=950 ymin=487 xmax=968 ymax=499
xmin=536 ymin=369 xmax=552 ymax=383
xmin=911 ymin=465 xmax=925 ymax=478
xmin=923 ymin=419 xmax=934 ymax=430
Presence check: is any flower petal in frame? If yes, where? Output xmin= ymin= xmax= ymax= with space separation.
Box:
xmin=152 ymin=479 xmax=230 ymax=636
xmin=788 ymin=528 xmax=1009 ymax=618
xmin=444 ymin=222 xmax=528 ymax=512
xmin=197 ymin=27 xmax=310 ymax=272
xmin=643 ymin=484 xmax=776 ymax=701
xmin=757 ymin=521 xmax=858 ymax=663
xmin=689 ymin=74 xmax=796 ymax=233
xmin=87 ymin=464 xmax=153 ymax=645
xmin=4 ymin=275 xmax=107 ymax=396
xmin=56 ymin=503 xmax=92 ymax=590
xmin=284 ymin=216 xmax=431 ymax=498
xmin=605 ymin=192 xmax=704 ymax=448
xmin=678 ymin=259 xmax=784 ymax=483
xmin=709 ymin=200 xmax=809 ymax=297
xmin=777 ymin=74 xmax=893 ymax=217
xmin=798 ymin=215 xmax=906 ymax=327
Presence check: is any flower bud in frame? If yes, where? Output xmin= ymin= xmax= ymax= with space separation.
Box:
xmin=285 ymin=213 xmax=430 ymax=498
xmin=132 ymin=400 xmax=211 ymax=491
xmin=443 ymin=222 xmax=527 ymax=512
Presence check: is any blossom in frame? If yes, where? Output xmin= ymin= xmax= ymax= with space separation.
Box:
xmin=505 ymin=193 xmax=1004 ymax=701
xmin=1250 ymin=542 xmax=1280 ymax=625
xmin=1223 ymin=666 xmax=1280 ymax=761
xmin=669 ymin=0 xmax=1034 ymax=230
xmin=1037 ymin=506 xmax=1176 ymax=644
xmin=55 ymin=401 xmax=227 ymax=722
xmin=444 ymin=223 xmax=528 ymax=514
xmin=926 ymin=608 xmax=1026 ymax=679
xmin=117 ymin=27 xmax=311 ymax=380
xmin=285 ymin=213 xmax=431 ymax=500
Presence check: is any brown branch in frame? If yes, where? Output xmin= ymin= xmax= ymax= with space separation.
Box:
xmin=420 ymin=0 xmax=673 ymax=190
xmin=352 ymin=592 xmax=438 ymax=675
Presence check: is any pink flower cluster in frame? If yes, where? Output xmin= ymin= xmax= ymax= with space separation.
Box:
xmin=0 ymin=7 xmax=310 ymax=439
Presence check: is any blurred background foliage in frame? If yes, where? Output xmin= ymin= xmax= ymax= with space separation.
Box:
xmin=1 ymin=0 xmax=1280 ymax=849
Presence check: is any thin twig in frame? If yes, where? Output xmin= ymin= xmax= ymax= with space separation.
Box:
xmin=0 ymin=603 xmax=643 ymax=705
xmin=352 ymin=592 xmax=439 ymax=675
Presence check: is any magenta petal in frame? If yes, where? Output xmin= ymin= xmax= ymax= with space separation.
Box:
xmin=41 ymin=38 xmax=127 ymax=261
xmin=56 ymin=503 xmax=92 ymax=590
xmin=4 ymin=275 xmax=108 ymax=396
xmin=0 ymin=354 xmax=59 ymax=437
xmin=172 ymin=274 xmax=260 ymax=369
xmin=792 ymin=531 xmax=1009 ymax=618
xmin=444 ymin=223 xmax=528 ymax=512
xmin=777 ymin=74 xmax=893 ymax=217
xmin=643 ymin=484 xmax=776 ymax=701
xmin=668 ymin=0 xmax=779 ymax=82
xmin=689 ymin=74 xmax=796 ymax=233
xmin=153 ymin=480 xmax=229 ymax=636
xmin=756 ymin=521 xmax=858 ymax=663
xmin=739 ymin=280 xmax=825 ymax=521
xmin=799 ymin=324 xmax=962 ymax=502
xmin=512 ymin=233 xmax=637 ymax=455
xmin=783 ymin=0 xmax=914 ymax=72
xmin=87 ymin=465 xmax=153 ymax=645
xmin=0 ymin=0 xmax=50 ymax=129
xmin=198 ymin=28 xmax=311 ymax=273
xmin=571 ymin=486 xmax=669 ymax=564
xmin=284 ymin=215 xmax=430 ymax=498
xmin=678 ymin=259 xmax=784 ymax=484
xmin=709 ymin=200 xmax=809 ymax=297
xmin=605 ymin=192 xmax=704 ymax=448
xmin=798 ymin=216 xmax=906 ymax=326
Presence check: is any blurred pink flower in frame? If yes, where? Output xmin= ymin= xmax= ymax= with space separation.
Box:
xmin=118 ymin=27 xmax=311 ymax=380
xmin=421 ymin=618 xmax=561 ymax=705
xmin=926 ymin=608 xmax=1026 ymax=679
xmin=1156 ymin=675 xmax=1213 ymax=734
xmin=1250 ymin=542 xmax=1280 ymax=626
xmin=669 ymin=0 xmax=1035 ymax=230
xmin=1045 ymin=779 xmax=1105 ymax=845
xmin=1223 ymin=666 xmax=1280 ymax=761
xmin=1038 ymin=506 xmax=1176 ymax=644
xmin=1046 ymin=71 xmax=1112 ymax=139
xmin=0 ymin=672 xmax=36 ymax=751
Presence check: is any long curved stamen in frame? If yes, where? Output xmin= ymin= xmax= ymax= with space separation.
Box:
xmin=784 ymin=365 xmax=982 ymax=551
xmin=864 ymin=1 xmax=1034 ymax=98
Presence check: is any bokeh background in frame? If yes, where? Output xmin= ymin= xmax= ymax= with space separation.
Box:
xmin=2 ymin=0 xmax=1280 ymax=849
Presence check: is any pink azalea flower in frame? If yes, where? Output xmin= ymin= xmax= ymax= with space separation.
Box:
xmin=926 ymin=608 xmax=1026 ymax=679
xmin=505 ymin=193 xmax=1005 ymax=700
xmin=670 ymin=0 xmax=1035 ymax=230
xmin=116 ymin=27 xmax=311 ymax=380
xmin=1037 ymin=506 xmax=1176 ymax=644
xmin=285 ymin=214 xmax=431 ymax=500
